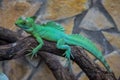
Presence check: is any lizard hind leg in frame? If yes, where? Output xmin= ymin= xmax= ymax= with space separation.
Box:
xmin=56 ymin=39 xmax=73 ymax=71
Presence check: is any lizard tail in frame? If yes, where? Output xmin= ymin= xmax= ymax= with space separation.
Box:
xmin=65 ymin=34 xmax=112 ymax=72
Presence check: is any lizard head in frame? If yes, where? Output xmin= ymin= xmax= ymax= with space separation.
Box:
xmin=15 ymin=16 xmax=36 ymax=30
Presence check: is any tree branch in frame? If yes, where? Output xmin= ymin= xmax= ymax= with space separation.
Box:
xmin=0 ymin=27 xmax=18 ymax=44
xmin=39 ymin=51 xmax=77 ymax=80
xmin=0 ymin=27 xmax=117 ymax=80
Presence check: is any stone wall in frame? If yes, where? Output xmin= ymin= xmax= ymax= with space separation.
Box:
xmin=0 ymin=0 xmax=120 ymax=80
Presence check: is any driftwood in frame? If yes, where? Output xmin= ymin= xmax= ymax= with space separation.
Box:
xmin=0 ymin=27 xmax=117 ymax=80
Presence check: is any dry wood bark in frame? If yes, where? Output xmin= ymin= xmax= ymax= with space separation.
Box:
xmin=0 ymin=27 xmax=117 ymax=80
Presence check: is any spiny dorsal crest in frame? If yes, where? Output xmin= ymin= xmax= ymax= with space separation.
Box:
xmin=69 ymin=34 xmax=97 ymax=48
xmin=42 ymin=21 xmax=65 ymax=32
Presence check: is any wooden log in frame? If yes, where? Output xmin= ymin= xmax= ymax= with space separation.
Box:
xmin=0 ymin=27 xmax=117 ymax=80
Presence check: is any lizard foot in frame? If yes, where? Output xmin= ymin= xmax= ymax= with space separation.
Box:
xmin=62 ymin=51 xmax=74 ymax=59
xmin=63 ymin=50 xmax=73 ymax=72
xmin=26 ymin=47 xmax=38 ymax=59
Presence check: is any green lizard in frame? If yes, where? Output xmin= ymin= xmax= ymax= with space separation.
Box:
xmin=15 ymin=16 xmax=112 ymax=72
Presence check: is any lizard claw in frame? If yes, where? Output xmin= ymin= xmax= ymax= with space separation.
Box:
xmin=26 ymin=47 xmax=33 ymax=56
xmin=63 ymin=51 xmax=73 ymax=72
xmin=26 ymin=52 xmax=32 ymax=56
xmin=64 ymin=58 xmax=72 ymax=72
xmin=26 ymin=47 xmax=34 ymax=53
xmin=26 ymin=47 xmax=38 ymax=59
xmin=26 ymin=52 xmax=37 ymax=59
xmin=70 ymin=53 xmax=74 ymax=59
xmin=62 ymin=52 xmax=74 ymax=59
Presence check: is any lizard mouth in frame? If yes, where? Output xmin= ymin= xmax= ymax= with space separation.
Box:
xmin=15 ymin=23 xmax=29 ymax=30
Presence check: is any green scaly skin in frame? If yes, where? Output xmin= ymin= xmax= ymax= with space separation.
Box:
xmin=15 ymin=16 xmax=112 ymax=72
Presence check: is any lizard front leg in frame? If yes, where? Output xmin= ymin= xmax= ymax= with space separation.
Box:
xmin=56 ymin=39 xmax=72 ymax=71
xmin=30 ymin=33 xmax=44 ymax=58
